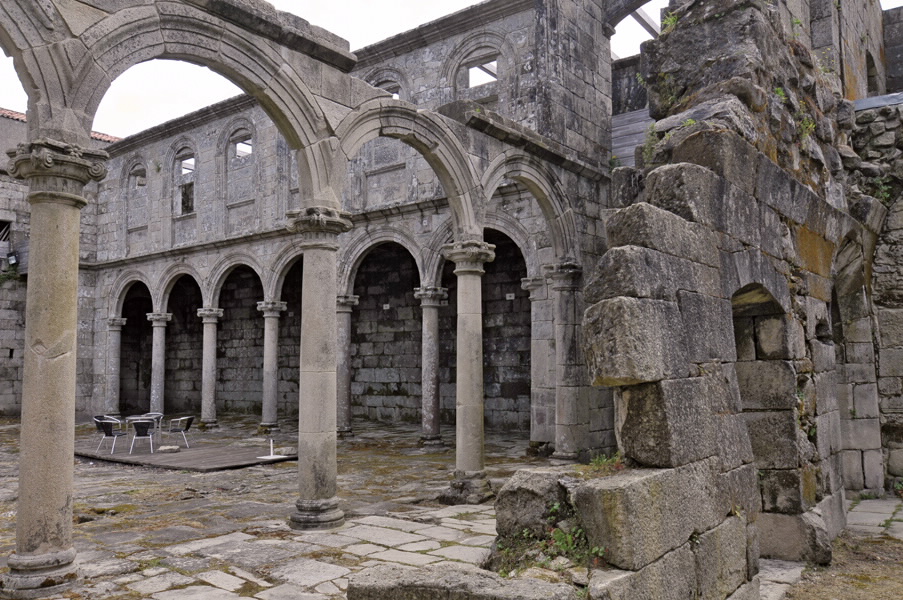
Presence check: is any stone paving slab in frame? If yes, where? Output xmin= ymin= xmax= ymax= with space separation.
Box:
xmin=168 ymin=532 xmax=256 ymax=556
xmin=268 ymin=557 xmax=352 ymax=588
xmin=846 ymin=511 xmax=888 ymax=526
xmin=128 ymin=571 xmax=196 ymax=594
xmin=369 ymin=548 xmax=444 ymax=566
xmin=849 ymin=499 xmax=902 ymax=513
xmin=197 ymin=569 xmax=247 ymax=591
xmin=341 ymin=524 xmax=429 ymax=546
xmin=887 ymin=521 xmax=903 ymax=541
xmin=254 ymin=584 xmax=329 ymax=600
xmin=152 ymin=585 xmax=243 ymax=599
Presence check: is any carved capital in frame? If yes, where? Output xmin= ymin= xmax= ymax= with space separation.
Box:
xmin=146 ymin=312 xmax=172 ymax=325
xmin=107 ymin=317 xmax=127 ymax=330
xmin=414 ymin=286 xmax=448 ymax=307
xmin=336 ymin=295 xmax=359 ymax=312
xmin=257 ymin=301 xmax=288 ymax=318
xmin=7 ymin=139 xmax=108 ymax=208
xmin=197 ymin=307 xmax=224 ymax=323
xmin=544 ymin=261 xmax=583 ymax=291
xmin=286 ymin=206 xmax=352 ymax=249
xmin=441 ymin=240 xmax=495 ymax=276
xmin=521 ymin=277 xmax=548 ymax=301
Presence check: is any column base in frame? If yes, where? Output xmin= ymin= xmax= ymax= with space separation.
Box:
xmin=419 ymin=434 xmax=444 ymax=447
xmin=257 ymin=423 xmax=280 ymax=435
xmin=551 ymin=450 xmax=579 ymax=462
xmin=337 ymin=427 xmax=354 ymax=440
xmin=288 ymin=498 xmax=345 ymax=531
xmin=1 ymin=549 xmax=78 ymax=599
xmin=438 ymin=470 xmax=494 ymax=505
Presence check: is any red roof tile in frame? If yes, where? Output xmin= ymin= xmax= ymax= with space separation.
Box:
xmin=0 ymin=107 xmax=121 ymax=143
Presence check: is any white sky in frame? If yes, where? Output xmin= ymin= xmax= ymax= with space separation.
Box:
xmin=3 ymin=0 xmax=897 ymax=138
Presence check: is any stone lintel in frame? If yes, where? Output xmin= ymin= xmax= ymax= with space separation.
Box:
xmin=441 ymin=240 xmax=495 ymax=275
xmin=286 ymin=207 xmax=352 ymax=249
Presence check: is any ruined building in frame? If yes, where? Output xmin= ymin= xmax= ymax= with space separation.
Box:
xmin=1 ymin=0 xmax=903 ymax=597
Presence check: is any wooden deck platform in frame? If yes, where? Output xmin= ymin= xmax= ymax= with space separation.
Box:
xmin=76 ymin=442 xmax=296 ymax=472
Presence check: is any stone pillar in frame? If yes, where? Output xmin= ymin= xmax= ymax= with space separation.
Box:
xmin=2 ymin=139 xmax=107 ymax=597
xmin=336 ymin=295 xmax=359 ymax=439
xmin=147 ymin=313 xmax=172 ymax=414
xmin=414 ymin=286 xmax=448 ymax=445
xmin=522 ymin=277 xmax=555 ymax=447
xmin=286 ymin=207 xmax=351 ymax=530
xmin=104 ymin=318 xmax=127 ymax=417
xmin=545 ymin=262 xmax=587 ymax=460
xmin=440 ymin=240 xmax=495 ymax=504
xmin=198 ymin=308 xmax=223 ymax=428
xmin=257 ymin=301 xmax=287 ymax=431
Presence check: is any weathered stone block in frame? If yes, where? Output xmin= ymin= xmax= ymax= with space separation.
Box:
xmin=840 ymin=450 xmax=864 ymax=489
xmin=693 ymin=516 xmax=747 ymax=600
xmin=759 ymin=467 xmax=816 ymax=514
xmin=347 ymin=563 xmax=577 ymax=600
xmin=588 ymin=544 xmax=696 ymax=600
xmin=852 ymin=383 xmax=879 ymax=418
xmin=717 ymin=463 xmax=762 ymax=520
xmin=584 ymin=297 xmax=689 ymax=386
xmin=757 ymin=510 xmax=831 ymax=564
xmin=754 ymin=314 xmax=805 ymax=360
xmin=494 ymin=467 xmax=572 ymax=539
xmin=878 ymin=348 xmax=903 ymax=377
xmin=743 ymin=411 xmax=800 ymax=469
xmin=715 ymin=413 xmax=754 ymax=471
xmin=671 ymin=129 xmax=759 ymax=197
xmin=618 ymin=378 xmax=717 ymax=468
xmin=863 ymin=449 xmax=885 ymax=490
xmin=605 ymin=202 xmax=720 ymax=268
xmin=574 ymin=458 xmax=723 ymax=571
xmin=842 ymin=418 xmax=881 ymax=450
xmin=809 ymin=340 xmax=835 ymax=373
xmin=888 ymin=449 xmax=903 ymax=476
xmin=644 ymin=163 xmax=724 ymax=228
xmin=677 ymin=291 xmax=736 ymax=363
xmin=725 ymin=576 xmax=760 ymax=600
xmin=734 ymin=360 xmax=796 ymax=410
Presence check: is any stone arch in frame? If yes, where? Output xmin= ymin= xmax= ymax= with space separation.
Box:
xmin=338 ymin=227 xmax=424 ymax=295
xmin=481 ymin=151 xmax=578 ymax=263
xmin=209 ymin=253 xmax=265 ymax=308
xmin=158 ymin=263 xmax=206 ymax=312
xmin=362 ymin=66 xmax=410 ymax=101
xmin=62 ymin=3 xmax=337 ymax=150
xmin=421 ymin=218 xmax=456 ymax=288
xmin=439 ymin=30 xmax=514 ymax=101
xmin=482 ymin=211 xmax=540 ymax=278
xmin=217 ymin=115 xmax=258 ymax=160
xmin=602 ymin=0 xmax=656 ymax=29
xmin=109 ymin=270 xmax=154 ymax=317
xmin=335 ymin=99 xmax=482 ymax=239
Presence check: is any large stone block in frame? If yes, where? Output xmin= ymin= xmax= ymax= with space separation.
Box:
xmin=715 ymin=413 xmax=754 ymax=471
xmin=840 ymin=449 xmax=865 ymax=489
xmin=494 ymin=467 xmax=572 ymax=539
xmin=734 ymin=360 xmax=796 ymax=410
xmin=671 ymin=129 xmax=760 ymax=197
xmin=677 ymin=291 xmax=736 ymax=363
xmin=863 ymin=449 xmax=885 ymax=490
xmin=584 ymin=297 xmax=689 ymax=386
xmin=754 ymin=314 xmax=806 ymax=360
xmin=574 ymin=458 xmax=723 ymax=571
xmin=878 ymin=307 xmax=903 ymax=347
xmin=585 ymin=246 xmax=720 ymax=304
xmin=618 ymin=378 xmax=717 ymax=468
xmin=347 ymin=563 xmax=577 ymax=600
xmin=694 ymin=516 xmax=748 ymax=600
xmin=842 ymin=418 xmax=882 ymax=450
xmin=757 ymin=510 xmax=831 ymax=564
xmin=644 ymin=163 xmax=724 ymax=228
xmin=588 ymin=544 xmax=696 ymax=600
xmin=717 ymin=464 xmax=762 ymax=520
xmin=743 ymin=410 xmax=801 ymax=469
xmin=606 ymin=202 xmax=720 ymax=268
xmin=759 ymin=467 xmax=816 ymax=514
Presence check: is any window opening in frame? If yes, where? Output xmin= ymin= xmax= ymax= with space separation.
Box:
xmin=0 ymin=221 xmax=10 ymax=242
xmin=468 ymin=59 xmax=498 ymax=88
xmin=378 ymin=81 xmax=401 ymax=100
xmin=181 ymin=156 xmax=195 ymax=175
xmin=181 ymin=182 xmax=194 ymax=214
xmin=129 ymin=166 xmax=147 ymax=188
xmin=235 ymin=140 xmax=253 ymax=158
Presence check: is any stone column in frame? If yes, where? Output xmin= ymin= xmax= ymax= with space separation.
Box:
xmin=104 ymin=317 xmax=127 ymax=417
xmin=147 ymin=313 xmax=172 ymax=414
xmin=521 ymin=277 xmax=555 ymax=448
xmin=286 ymin=207 xmax=351 ymax=530
xmin=3 ymin=139 xmax=107 ymax=597
xmin=440 ymin=240 xmax=494 ymax=504
xmin=198 ymin=308 xmax=223 ymax=428
xmin=257 ymin=301 xmax=287 ymax=431
xmin=414 ymin=286 xmax=447 ymax=445
xmin=336 ymin=295 xmax=359 ymax=439
xmin=545 ymin=262 xmax=587 ymax=460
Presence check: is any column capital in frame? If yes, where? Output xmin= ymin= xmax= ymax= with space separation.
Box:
xmin=258 ymin=301 xmax=288 ymax=317
xmin=7 ymin=139 xmax=108 ymax=208
xmin=336 ymin=295 xmax=359 ymax=312
xmin=197 ymin=307 xmax=224 ymax=323
xmin=441 ymin=240 xmax=495 ymax=276
xmin=107 ymin=317 xmax=127 ymax=330
xmin=521 ymin=277 xmax=548 ymax=301
xmin=147 ymin=312 xmax=172 ymax=325
xmin=414 ymin=286 xmax=448 ymax=307
xmin=286 ymin=206 xmax=352 ymax=249
xmin=543 ymin=261 xmax=583 ymax=290
xmin=601 ymin=23 xmax=617 ymax=38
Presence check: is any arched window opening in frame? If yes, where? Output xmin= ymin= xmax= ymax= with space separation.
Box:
xmin=376 ymin=80 xmax=401 ymax=100
xmin=175 ymin=148 xmax=196 ymax=215
xmin=467 ymin=57 xmax=498 ymax=88
xmin=230 ymin=129 xmax=253 ymax=159
xmin=129 ymin=164 xmax=147 ymax=189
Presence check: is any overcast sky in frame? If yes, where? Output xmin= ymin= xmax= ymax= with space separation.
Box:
xmin=6 ymin=0 xmax=899 ymax=138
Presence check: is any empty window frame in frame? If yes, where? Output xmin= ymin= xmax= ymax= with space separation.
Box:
xmin=377 ymin=81 xmax=401 ymax=100
xmin=175 ymin=148 xmax=196 ymax=215
xmin=0 ymin=221 xmax=10 ymax=242
xmin=466 ymin=57 xmax=498 ymax=88
xmin=230 ymin=129 xmax=253 ymax=159
xmin=129 ymin=165 xmax=147 ymax=189
xmin=180 ymin=182 xmax=194 ymax=214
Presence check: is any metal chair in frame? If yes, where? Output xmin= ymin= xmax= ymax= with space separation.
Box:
xmin=167 ymin=416 xmax=194 ymax=448
xmin=129 ymin=420 xmax=155 ymax=454
xmin=95 ymin=418 xmax=127 ymax=454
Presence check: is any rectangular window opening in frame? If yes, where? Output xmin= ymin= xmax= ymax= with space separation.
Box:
xmin=181 ymin=182 xmax=194 ymax=214
xmin=0 ymin=221 xmax=10 ymax=242
xmin=181 ymin=157 xmax=195 ymax=175
xmin=235 ymin=141 xmax=253 ymax=158
xmin=468 ymin=60 xmax=498 ymax=88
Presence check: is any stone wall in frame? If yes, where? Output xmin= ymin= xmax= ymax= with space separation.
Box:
xmin=612 ymin=55 xmax=647 ymax=116
xmin=885 ymin=8 xmax=903 ymax=93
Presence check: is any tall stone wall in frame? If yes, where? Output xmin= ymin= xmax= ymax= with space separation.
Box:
xmin=0 ymin=174 xmax=28 ymax=415
xmin=885 ymin=8 xmax=903 ymax=93
xmin=216 ymin=267 xmax=265 ymax=414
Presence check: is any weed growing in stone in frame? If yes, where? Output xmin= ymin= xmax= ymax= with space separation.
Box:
xmin=576 ymin=452 xmax=626 ymax=479
xmin=662 ymin=12 xmax=679 ymax=34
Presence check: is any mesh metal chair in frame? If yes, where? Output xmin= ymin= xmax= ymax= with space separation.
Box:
xmin=167 ymin=416 xmax=194 ymax=448
xmin=95 ymin=418 xmax=127 ymax=454
xmin=129 ymin=420 xmax=155 ymax=454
